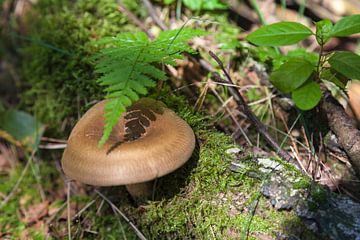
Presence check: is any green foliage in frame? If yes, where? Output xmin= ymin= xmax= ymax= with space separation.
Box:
xmin=328 ymin=51 xmax=360 ymax=79
xmin=330 ymin=14 xmax=360 ymax=37
xmin=270 ymin=58 xmax=314 ymax=93
xmin=247 ymin=15 xmax=360 ymax=111
xmin=20 ymin=0 xmax=138 ymax=136
xmin=93 ymin=28 xmax=206 ymax=146
xmin=0 ymin=110 xmax=43 ymax=149
xmin=320 ymin=68 xmax=348 ymax=89
xmin=246 ymin=22 xmax=313 ymax=46
xmin=0 ymin=162 xmax=59 ymax=238
xmin=315 ymin=19 xmax=332 ymax=45
xmin=292 ymin=81 xmax=322 ymax=111
xmin=253 ymin=47 xmax=318 ymax=70
xmin=182 ymin=0 xmax=227 ymax=11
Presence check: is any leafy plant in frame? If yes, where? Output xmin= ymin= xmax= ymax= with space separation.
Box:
xmin=93 ymin=28 xmax=206 ymax=146
xmin=246 ymin=15 xmax=360 ymax=110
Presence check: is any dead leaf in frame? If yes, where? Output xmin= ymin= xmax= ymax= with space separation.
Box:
xmin=21 ymin=201 xmax=49 ymax=224
xmin=0 ymin=143 xmax=17 ymax=172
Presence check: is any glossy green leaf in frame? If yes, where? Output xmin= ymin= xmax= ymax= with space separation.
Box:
xmin=328 ymin=51 xmax=360 ymax=79
xmin=0 ymin=110 xmax=44 ymax=149
xmin=246 ymin=22 xmax=313 ymax=46
xmin=320 ymin=68 xmax=349 ymax=89
xmin=330 ymin=14 xmax=360 ymax=37
xmin=315 ymin=19 xmax=332 ymax=44
xmin=270 ymin=58 xmax=314 ymax=93
xmin=286 ymin=48 xmax=319 ymax=66
xmin=292 ymin=81 xmax=322 ymax=110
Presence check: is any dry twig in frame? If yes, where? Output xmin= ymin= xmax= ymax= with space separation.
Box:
xmin=94 ymin=189 xmax=147 ymax=240
xmin=209 ymin=51 xmax=304 ymax=172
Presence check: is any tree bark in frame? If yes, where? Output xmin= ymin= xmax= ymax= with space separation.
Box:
xmin=321 ymin=91 xmax=360 ymax=178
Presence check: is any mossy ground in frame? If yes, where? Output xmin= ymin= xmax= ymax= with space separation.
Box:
xmin=0 ymin=96 xmax=314 ymax=239
xmin=0 ymin=0 xmax=319 ymax=239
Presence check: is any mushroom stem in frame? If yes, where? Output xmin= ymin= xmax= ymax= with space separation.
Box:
xmin=125 ymin=181 xmax=154 ymax=199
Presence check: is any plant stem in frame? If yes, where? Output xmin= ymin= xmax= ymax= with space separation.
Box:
xmin=316 ymin=43 xmax=324 ymax=81
xmin=298 ymin=0 xmax=307 ymax=17
xmin=249 ymin=0 xmax=266 ymax=25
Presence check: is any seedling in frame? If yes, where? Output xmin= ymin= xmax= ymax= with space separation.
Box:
xmin=246 ymin=15 xmax=360 ymax=111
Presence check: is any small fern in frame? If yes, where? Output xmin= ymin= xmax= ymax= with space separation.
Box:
xmin=93 ymin=28 xmax=206 ymax=146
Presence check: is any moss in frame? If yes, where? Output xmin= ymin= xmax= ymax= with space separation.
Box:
xmin=293 ymin=177 xmax=311 ymax=190
xmin=123 ymin=96 xmax=314 ymax=239
xmin=0 ymin=160 xmax=59 ymax=239
xmin=19 ymin=0 xmax=140 ymax=136
xmin=0 ymin=97 xmax=316 ymax=239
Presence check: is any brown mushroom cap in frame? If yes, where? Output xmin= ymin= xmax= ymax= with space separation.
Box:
xmin=61 ymin=98 xmax=195 ymax=186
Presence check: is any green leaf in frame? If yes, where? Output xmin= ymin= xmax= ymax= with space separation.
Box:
xmin=286 ymin=48 xmax=319 ymax=66
xmin=328 ymin=51 xmax=360 ymax=79
xmin=292 ymin=81 xmax=322 ymax=110
xmin=94 ymin=28 xmax=207 ymax=146
xmin=315 ymin=19 xmax=333 ymax=45
xmin=246 ymin=21 xmax=313 ymax=46
xmin=330 ymin=14 xmax=360 ymax=37
xmin=0 ymin=110 xmax=44 ymax=149
xmin=270 ymin=58 xmax=315 ymax=93
xmin=320 ymin=68 xmax=349 ymax=89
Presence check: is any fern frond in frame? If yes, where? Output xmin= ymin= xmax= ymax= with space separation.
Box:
xmin=94 ymin=28 xmax=207 ymax=146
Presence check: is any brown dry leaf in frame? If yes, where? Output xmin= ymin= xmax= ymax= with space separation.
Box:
xmin=21 ymin=201 xmax=49 ymax=224
xmin=59 ymin=202 xmax=77 ymax=220
xmin=0 ymin=154 xmax=10 ymax=172
xmin=48 ymin=202 xmax=63 ymax=217
xmin=254 ymin=233 xmax=273 ymax=240
xmin=0 ymin=143 xmax=17 ymax=172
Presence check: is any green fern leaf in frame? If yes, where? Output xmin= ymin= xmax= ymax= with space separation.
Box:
xmin=94 ymin=28 xmax=207 ymax=147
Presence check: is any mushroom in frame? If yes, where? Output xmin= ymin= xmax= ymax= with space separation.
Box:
xmin=61 ymin=98 xmax=196 ymax=198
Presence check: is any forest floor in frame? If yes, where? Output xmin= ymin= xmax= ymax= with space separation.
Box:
xmin=1 ymin=0 xmax=360 ymax=239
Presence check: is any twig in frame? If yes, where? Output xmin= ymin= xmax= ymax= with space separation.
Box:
xmin=94 ymin=189 xmax=147 ymax=240
xmin=67 ymin=180 xmax=72 ymax=240
xmin=241 ymin=192 xmax=260 ymax=240
xmin=141 ymin=0 xmax=168 ymax=30
xmin=72 ymin=199 xmax=97 ymax=221
xmin=117 ymin=0 xmax=155 ymax=40
xmin=209 ymin=51 xmax=304 ymax=172
xmin=46 ymin=201 xmax=67 ymax=224
xmin=210 ymin=87 xmax=253 ymax=146
xmin=248 ymin=0 xmax=266 ymax=25
xmin=39 ymin=143 xmax=67 ymax=149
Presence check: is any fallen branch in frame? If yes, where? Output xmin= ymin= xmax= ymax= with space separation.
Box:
xmin=141 ymin=0 xmax=168 ymax=30
xmin=117 ymin=0 xmax=154 ymax=40
xmin=321 ymin=91 xmax=360 ymax=178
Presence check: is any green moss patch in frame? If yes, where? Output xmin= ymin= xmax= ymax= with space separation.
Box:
xmin=20 ymin=0 xmax=139 ymax=136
